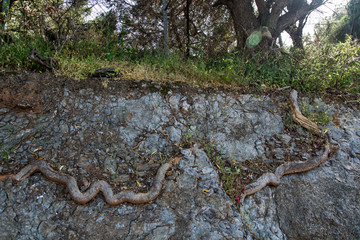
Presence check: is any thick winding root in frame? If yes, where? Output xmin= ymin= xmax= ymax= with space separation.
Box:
xmin=241 ymin=143 xmax=333 ymax=203
xmin=290 ymin=90 xmax=321 ymax=135
xmin=7 ymin=161 xmax=171 ymax=205
xmin=240 ymin=90 xmax=339 ymax=203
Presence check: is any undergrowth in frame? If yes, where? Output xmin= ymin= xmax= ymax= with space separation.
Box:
xmin=0 ymin=33 xmax=359 ymax=94
xmin=203 ymin=141 xmax=245 ymax=204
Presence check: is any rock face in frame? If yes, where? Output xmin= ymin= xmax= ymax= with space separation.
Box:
xmin=273 ymin=110 xmax=360 ymax=240
xmin=242 ymin=104 xmax=360 ymax=240
xmin=0 ymin=73 xmax=359 ymax=239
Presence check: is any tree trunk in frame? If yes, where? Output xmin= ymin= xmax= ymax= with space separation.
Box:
xmin=225 ymin=0 xmax=259 ymax=49
xmin=185 ymin=0 xmax=190 ymax=57
xmin=162 ymin=0 xmax=169 ymax=56
xmin=288 ymin=29 xmax=304 ymax=49
xmin=286 ymin=15 xmax=308 ymax=49
xmin=213 ymin=0 xmax=326 ymax=51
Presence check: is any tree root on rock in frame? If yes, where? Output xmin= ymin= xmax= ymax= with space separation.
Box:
xmin=2 ymin=160 xmax=172 ymax=205
xmin=290 ymin=90 xmax=322 ymax=135
xmin=240 ymin=143 xmax=332 ymax=203
xmin=240 ymin=90 xmax=339 ymax=203
xmin=0 ymin=90 xmax=339 ymax=206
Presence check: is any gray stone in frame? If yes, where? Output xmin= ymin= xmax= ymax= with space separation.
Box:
xmin=275 ymin=171 xmax=360 ymax=240
xmin=169 ymin=94 xmax=180 ymax=110
xmin=104 ymin=156 xmax=117 ymax=175
xmin=167 ymin=126 xmax=182 ymax=143
xmin=279 ymin=134 xmax=292 ymax=145
xmin=59 ymin=123 xmax=69 ymax=134
xmin=274 ymin=150 xmax=285 ymax=160
xmin=104 ymin=108 xmax=112 ymax=116
xmin=0 ymin=74 xmax=359 ymax=240
xmin=350 ymin=139 xmax=360 ymax=157
xmin=77 ymin=154 xmax=90 ymax=168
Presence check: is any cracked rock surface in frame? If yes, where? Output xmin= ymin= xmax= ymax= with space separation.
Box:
xmin=0 ymin=73 xmax=359 ymax=239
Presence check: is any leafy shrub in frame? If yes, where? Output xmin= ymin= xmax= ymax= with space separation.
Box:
xmin=0 ymin=34 xmax=53 ymax=71
xmin=1 ymin=30 xmax=359 ymax=95
xmin=299 ymin=36 xmax=360 ymax=92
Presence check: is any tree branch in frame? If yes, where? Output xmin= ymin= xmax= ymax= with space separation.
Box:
xmin=255 ymin=0 xmax=268 ymax=21
xmin=212 ymin=0 xmax=228 ymax=7
xmin=276 ymin=0 xmax=326 ymax=37
xmin=26 ymin=45 xmax=58 ymax=71
xmin=267 ymin=0 xmax=289 ymax=29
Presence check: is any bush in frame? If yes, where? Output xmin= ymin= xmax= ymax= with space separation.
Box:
xmin=0 ymin=31 xmax=359 ymax=95
xmin=299 ymin=36 xmax=360 ymax=93
xmin=0 ymin=34 xmax=53 ymax=71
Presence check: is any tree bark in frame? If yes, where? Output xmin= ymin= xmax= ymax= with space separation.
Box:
xmin=213 ymin=0 xmax=326 ymax=50
xmin=162 ymin=0 xmax=169 ymax=56
xmin=286 ymin=16 xmax=308 ymax=49
xmin=185 ymin=0 xmax=191 ymax=57
xmin=217 ymin=0 xmax=258 ymax=49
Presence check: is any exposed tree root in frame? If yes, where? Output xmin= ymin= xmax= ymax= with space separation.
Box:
xmin=3 ymin=161 xmax=171 ymax=205
xmin=241 ymin=90 xmax=338 ymax=203
xmin=290 ymin=90 xmax=321 ymax=134
xmin=241 ymin=143 xmax=332 ymax=203
xmin=1 ymin=90 xmax=338 ymax=207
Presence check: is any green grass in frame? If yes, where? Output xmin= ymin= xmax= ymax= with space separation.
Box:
xmin=1 ymin=33 xmax=359 ymax=94
xmin=0 ymin=35 xmax=54 ymax=71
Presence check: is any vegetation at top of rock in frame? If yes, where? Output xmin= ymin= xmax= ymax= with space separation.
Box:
xmin=0 ymin=0 xmax=359 ymax=94
xmin=315 ymin=0 xmax=360 ymax=43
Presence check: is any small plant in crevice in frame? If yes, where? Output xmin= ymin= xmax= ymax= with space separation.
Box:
xmin=180 ymin=128 xmax=198 ymax=148
xmin=300 ymin=101 xmax=332 ymax=126
xmin=110 ymin=167 xmax=120 ymax=186
xmin=203 ymin=141 xmax=244 ymax=204
xmin=0 ymin=148 xmax=15 ymax=162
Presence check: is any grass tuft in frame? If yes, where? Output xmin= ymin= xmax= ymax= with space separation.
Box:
xmin=1 ymin=33 xmax=359 ymax=94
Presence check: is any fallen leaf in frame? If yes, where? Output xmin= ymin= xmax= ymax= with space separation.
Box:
xmin=172 ymin=156 xmax=182 ymax=165
xmin=98 ymin=202 xmax=102 ymax=213
xmin=202 ymin=189 xmax=210 ymax=193
xmin=33 ymin=147 xmax=42 ymax=153
xmin=332 ymin=113 xmax=342 ymax=128
xmin=127 ymin=113 xmax=133 ymax=121
xmin=215 ymin=163 xmax=221 ymax=169
xmin=82 ymin=178 xmax=89 ymax=187
xmin=136 ymin=180 xmax=142 ymax=187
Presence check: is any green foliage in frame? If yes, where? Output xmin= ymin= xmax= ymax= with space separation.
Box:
xmin=298 ymin=37 xmax=360 ymax=92
xmin=315 ymin=0 xmax=360 ymax=42
xmin=315 ymin=8 xmax=350 ymax=43
xmin=300 ymin=101 xmax=332 ymax=125
xmin=203 ymin=51 xmax=299 ymax=87
xmin=203 ymin=142 xmax=243 ymax=203
xmin=0 ymin=27 xmax=359 ymax=95
xmin=0 ymin=34 xmax=53 ymax=71
xmin=0 ymin=146 xmax=16 ymax=162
